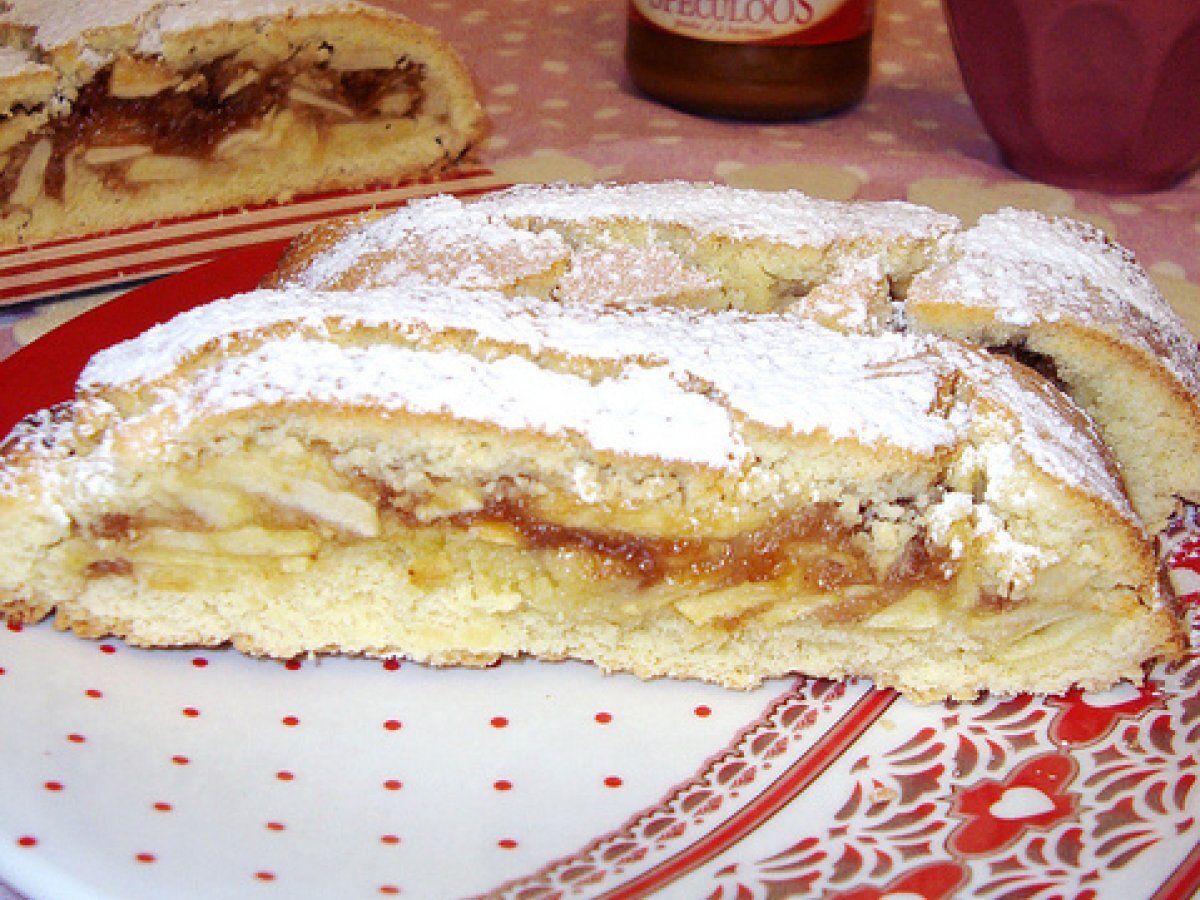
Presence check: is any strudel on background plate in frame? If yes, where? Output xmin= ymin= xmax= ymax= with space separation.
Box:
xmin=0 ymin=183 xmax=1193 ymax=703
xmin=0 ymin=0 xmax=486 ymax=245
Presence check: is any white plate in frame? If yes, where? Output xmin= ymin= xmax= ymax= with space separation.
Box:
xmin=3 ymin=579 xmax=1199 ymax=900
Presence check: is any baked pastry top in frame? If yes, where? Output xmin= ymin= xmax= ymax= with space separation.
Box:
xmin=272 ymin=182 xmax=1200 ymax=532
xmin=0 ymin=0 xmax=486 ymax=244
xmin=268 ymin=181 xmax=957 ymax=305
xmin=0 ymin=182 xmax=1193 ymax=702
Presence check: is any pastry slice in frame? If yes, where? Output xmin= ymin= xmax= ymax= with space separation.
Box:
xmin=0 ymin=0 xmax=486 ymax=244
xmin=905 ymin=209 xmax=1200 ymax=532
xmin=0 ymin=283 xmax=1183 ymax=701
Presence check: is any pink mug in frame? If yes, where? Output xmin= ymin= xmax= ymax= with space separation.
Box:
xmin=942 ymin=0 xmax=1200 ymax=193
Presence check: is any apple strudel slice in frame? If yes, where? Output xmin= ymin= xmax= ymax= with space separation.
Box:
xmin=0 ymin=282 xmax=1184 ymax=701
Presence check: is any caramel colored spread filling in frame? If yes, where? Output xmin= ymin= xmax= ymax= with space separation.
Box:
xmin=452 ymin=497 xmax=952 ymax=598
xmin=993 ymin=339 xmax=1069 ymax=394
xmin=2 ymin=52 xmax=424 ymax=205
xmin=77 ymin=465 xmax=959 ymax=629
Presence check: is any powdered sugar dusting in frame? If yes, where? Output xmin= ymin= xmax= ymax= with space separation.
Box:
xmin=0 ymin=45 xmax=50 ymax=79
xmin=0 ymin=0 xmax=160 ymax=51
xmin=289 ymin=196 xmax=570 ymax=292
xmin=920 ymin=208 xmax=1200 ymax=396
xmin=279 ymin=186 xmax=955 ymax=297
xmin=156 ymin=0 xmax=359 ymax=36
xmin=80 ymin=284 xmax=964 ymax=458
xmin=179 ymin=334 xmax=745 ymax=468
xmin=963 ymin=349 xmax=1135 ymax=520
xmin=555 ymin=245 xmax=718 ymax=306
xmin=74 ymin=279 xmax=1137 ymax=514
xmin=471 ymin=181 xmax=959 ymax=248
xmin=69 ymin=183 xmax=1161 ymax=515
xmin=0 ymin=0 xmax=370 ymax=54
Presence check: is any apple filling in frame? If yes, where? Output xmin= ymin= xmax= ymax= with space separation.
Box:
xmin=66 ymin=445 xmax=975 ymax=635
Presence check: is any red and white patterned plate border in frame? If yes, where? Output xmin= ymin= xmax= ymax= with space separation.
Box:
xmin=491 ymin=540 xmax=1200 ymax=900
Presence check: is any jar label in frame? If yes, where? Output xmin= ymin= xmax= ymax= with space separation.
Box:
xmin=629 ymin=0 xmax=873 ymax=45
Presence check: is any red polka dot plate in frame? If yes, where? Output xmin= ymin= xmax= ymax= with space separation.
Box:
xmin=2 ymin=249 xmax=1200 ymax=899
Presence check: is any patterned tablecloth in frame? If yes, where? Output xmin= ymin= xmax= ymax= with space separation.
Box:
xmin=1 ymin=1 xmax=1199 ymax=898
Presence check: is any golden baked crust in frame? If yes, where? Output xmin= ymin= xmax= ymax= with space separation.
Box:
xmin=905 ymin=209 xmax=1200 ymax=532
xmin=0 ymin=0 xmax=486 ymax=245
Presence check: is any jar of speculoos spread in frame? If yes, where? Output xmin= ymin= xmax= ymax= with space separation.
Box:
xmin=625 ymin=0 xmax=875 ymax=120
